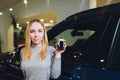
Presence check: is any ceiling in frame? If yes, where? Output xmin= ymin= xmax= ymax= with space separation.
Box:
xmin=0 ymin=0 xmax=57 ymax=29
xmin=0 ymin=0 xmax=120 ymax=10
xmin=0 ymin=0 xmax=20 ymax=10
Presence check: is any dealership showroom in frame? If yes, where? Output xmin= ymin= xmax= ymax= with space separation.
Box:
xmin=0 ymin=0 xmax=120 ymax=80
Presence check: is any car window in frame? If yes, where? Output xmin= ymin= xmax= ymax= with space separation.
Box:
xmin=49 ymin=29 xmax=95 ymax=48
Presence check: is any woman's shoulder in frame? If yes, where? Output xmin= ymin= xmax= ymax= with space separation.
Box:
xmin=48 ymin=46 xmax=55 ymax=50
xmin=48 ymin=46 xmax=56 ymax=52
xmin=47 ymin=46 xmax=56 ymax=56
xmin=48 ymin=45 xmax=55 ymax=48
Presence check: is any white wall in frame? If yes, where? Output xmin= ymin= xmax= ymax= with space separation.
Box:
xmin=0 ymin=0 xmax=90 ymax=52
xmin=8 ymin=25 xmax=14 ymax=51
xmin=90 ymin=0 xmax=97 ymax=8
xmin=0 ymin=11 xmax=12 ymax=52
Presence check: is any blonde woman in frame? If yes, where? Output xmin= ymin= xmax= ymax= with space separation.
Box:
xmin=20 ymin=19 xmax=66 ymax=80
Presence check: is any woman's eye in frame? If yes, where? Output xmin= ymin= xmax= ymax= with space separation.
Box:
xmin=38 ymin=29 xmax=43 ymax=32
xmin=30 ymin=30 xmax=35 ymax=33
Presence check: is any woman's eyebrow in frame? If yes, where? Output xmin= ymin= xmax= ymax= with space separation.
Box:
xmin=38 ymin=28 xmax=44 ymax=30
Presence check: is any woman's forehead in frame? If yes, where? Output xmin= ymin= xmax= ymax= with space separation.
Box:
xmin=30 ymin=22 xmax=43 ymax=29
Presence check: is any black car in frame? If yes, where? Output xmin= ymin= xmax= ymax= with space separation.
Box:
xmin=1 ymin=3 xmax=120 ymax=80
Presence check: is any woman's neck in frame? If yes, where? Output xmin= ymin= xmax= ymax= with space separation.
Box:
xmin=31 ymin=43 xmax=42 ymax=48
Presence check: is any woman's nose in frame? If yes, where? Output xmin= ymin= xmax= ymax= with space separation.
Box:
xmin=35 ymin=32 xmax=38 ymax=36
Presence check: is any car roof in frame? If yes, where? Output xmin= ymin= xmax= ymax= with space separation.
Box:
xmin=47 ymin=3 xmax=120 ymax=41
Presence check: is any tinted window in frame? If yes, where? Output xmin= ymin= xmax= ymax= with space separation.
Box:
xmin=49 ymin=29 xmax=95 ymax=47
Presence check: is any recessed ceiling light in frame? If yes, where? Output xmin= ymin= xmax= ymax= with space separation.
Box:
xmin=0 ymin=12 xmax=3 ymax=15
xmin=9 ymin=8 xmax=13 ymax=11
xmin=26 ymin=21 xmax=29 ymax=24
xmin=24 ymin=0 xmax=28 ymax=4
xmin=40 ymin=19 xmax=44 ymax=22
xmin=49 ymin=20 xmax=54 ymax=23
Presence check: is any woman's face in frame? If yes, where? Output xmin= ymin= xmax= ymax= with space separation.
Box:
xmin=29 ymin=22 xmax=44 ymax=46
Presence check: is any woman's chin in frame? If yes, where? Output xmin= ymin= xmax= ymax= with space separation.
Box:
xmin=33 ymin=42 xmax=41 ymax=45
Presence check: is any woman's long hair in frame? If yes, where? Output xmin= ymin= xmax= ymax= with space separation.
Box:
xmin=24 ymin=19 xmax=48 ymax=60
